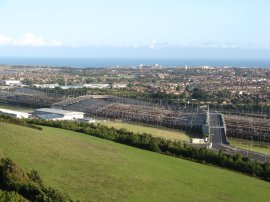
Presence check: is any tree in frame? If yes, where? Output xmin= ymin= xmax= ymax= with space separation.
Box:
xmin=22 ymin=78 xmax=33 ymax=86
xmin=191 ymin=88 xmax=209 ymax=100
xmin=27 ymin=170 xmax=43 ymax=186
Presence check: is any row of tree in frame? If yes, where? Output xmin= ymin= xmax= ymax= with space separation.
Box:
xmin=0 ymin=115 xmax=42 ymax=130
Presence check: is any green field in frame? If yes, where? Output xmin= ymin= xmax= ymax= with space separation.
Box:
xmin=0 ymin=122 xmax=270 ymax=202
xmin=229 ymin=138 xmax=270 ymax=155
xmin=96 ymin=120 xmax=190 ymax=141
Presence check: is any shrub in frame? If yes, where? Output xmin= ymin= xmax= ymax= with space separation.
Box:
xmin=0 ymin=189 xmax=28 ymax=202
xmin=0 ymin=157 xmax=72 ymax=202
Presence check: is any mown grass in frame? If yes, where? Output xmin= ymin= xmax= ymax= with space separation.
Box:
xmin=96 ymin=120 xmax=190 ymax=141
xmin=0 ymin=122 xmax=270 ymax=202
xmin=229 ymin=137 xmax=270 ymax=155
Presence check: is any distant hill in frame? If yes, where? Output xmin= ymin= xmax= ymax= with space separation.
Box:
xmin=0 ymin=122 xmax=270 ymax=202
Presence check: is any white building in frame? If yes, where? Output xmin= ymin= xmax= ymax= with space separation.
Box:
xmin=59 ymin=85 xmax=84 ymax=90
xmin=34 ymin=108 xmax=84 ymax=120
xmin=112 ymin=83 xmax=127 ymax=88
xmin=0 ymin=108 xmax=29 ymax=119
xmin=34 ymin=83 xmax=59 ymax=89
xmin=83 ymin=84 xmax=110 ymax=89
xmin=0 ymin=80 xmax=22 ymax=86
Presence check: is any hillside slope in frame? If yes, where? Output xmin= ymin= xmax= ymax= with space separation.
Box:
xmin=0 ymin=122 xmax=269 ymax=201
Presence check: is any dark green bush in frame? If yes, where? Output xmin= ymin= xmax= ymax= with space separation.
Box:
xmin=0 ymin=158 xmax=72 ymax=202
xmin=0 ymin=189 xmax=28 ymax=202
xmin=0 ymin=115 xmax=42 ymax=130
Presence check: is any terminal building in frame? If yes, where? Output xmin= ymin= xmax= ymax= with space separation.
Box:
xmin=0 ymin=108 xmax=29 ymax=119
xmin=34 ymin=108 xmax=84 ymax=120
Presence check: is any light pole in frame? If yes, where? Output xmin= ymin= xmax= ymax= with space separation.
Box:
xmin=246 ymin=137 xmax=249 ymax=157
xmin=251 ymin=136 xmax=253 ymax=152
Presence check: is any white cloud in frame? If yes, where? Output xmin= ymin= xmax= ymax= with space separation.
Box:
xmin=0 ymin=35 xmax=12 ymax=45
xmin=0 ymin=33 xmax=62 ymax=47
xmin=13 ymin=33 xmax=46 ymax=46
xmin=149 ymin=40 xmax=157 ymax=49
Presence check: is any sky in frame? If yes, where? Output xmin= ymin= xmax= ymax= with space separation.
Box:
xmin=0 ymin=0 xmax=270 ymax=58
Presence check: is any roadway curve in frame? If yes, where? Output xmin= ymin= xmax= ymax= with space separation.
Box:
xmin=209 ymin=113 xmax=270 ymax=162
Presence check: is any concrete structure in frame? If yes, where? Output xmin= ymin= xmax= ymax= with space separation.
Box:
xmin=0 ymin=108 xmax=29 ymax=118
xmin=34 ymin=108 xmax=84 ymax=120
xmin=78 ymin=118 xmax=96 ymax=123
xmin=0 ymin=80 xmax=22 ymax=86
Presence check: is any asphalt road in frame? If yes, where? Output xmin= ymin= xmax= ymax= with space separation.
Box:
xmin=209 ymin=113 xmax=270 ymax=162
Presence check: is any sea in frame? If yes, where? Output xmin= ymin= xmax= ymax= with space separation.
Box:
xmin=1 ymin=57 xmax=270 ymax=68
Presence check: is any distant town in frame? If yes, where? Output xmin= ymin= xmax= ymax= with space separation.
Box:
xmin=1 ymin=64 xmax=270 ymax=107
xmin=0 ymin=64 xmax=270 ymax=165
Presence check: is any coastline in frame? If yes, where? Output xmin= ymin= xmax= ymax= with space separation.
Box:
xmin=1 ymin=57 xmax=270 ymax=68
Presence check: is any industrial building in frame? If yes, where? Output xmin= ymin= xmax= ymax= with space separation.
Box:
xmin=34 ymin=83 xmax=59 ymax=89
xmin=34 ymin=108 xmax=84 ymax=120
xmin=59 ymin=85 xmax=84 ymax=90
xmin=0 ymin=80 xmax=22 ymax=86
xmin=83 ymin=84 xmax=110 ymax=89
xmin=0 ymin=108 xmax=29 ymax=119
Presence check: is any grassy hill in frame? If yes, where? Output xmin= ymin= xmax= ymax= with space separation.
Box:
xmin=0 ymin=122 xmax=270 ymax=202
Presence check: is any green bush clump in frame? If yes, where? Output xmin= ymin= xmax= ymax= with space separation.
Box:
xmin=0 ymin=157 xmax=72 ymax=202
xmin=0 ymin=189 xmax=28 ymax=202
xmin=0 ymin=115 xmax=42 ymax=130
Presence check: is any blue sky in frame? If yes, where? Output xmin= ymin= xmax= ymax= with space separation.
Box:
xmin=0 ymin=0 xmax=270 ymax=58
